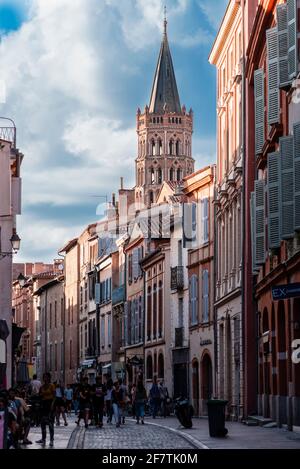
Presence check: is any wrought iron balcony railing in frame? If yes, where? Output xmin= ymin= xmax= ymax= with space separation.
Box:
xmin=171 ymin=266 xmax=184 ymax=290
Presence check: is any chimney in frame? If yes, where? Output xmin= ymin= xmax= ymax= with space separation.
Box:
xmin=120 ymin=177 xmax=124 ymax=190
xmin=112 ymin=193 xmax=116 ymax=207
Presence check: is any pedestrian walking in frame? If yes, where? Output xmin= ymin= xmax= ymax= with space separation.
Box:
xmin=64 ymin=384 xmax=73 ymax=415
xmin=104 ymin=379 xmax=113 ymax=424
xmin=111 ymin=381 xmax=122 ymax=428
xmin=76 ymin=377 xmax=91 ymax=429
xmin=134 ymin=381 xmax=147 ymax=425
xmin=118 ymin=379 xmax=128 ymax=425
xmin=130 ymin=383 xmax=136 ymax=419
xmin=92 ymin=376 xmax=106 ymax=428
xmin=36 ymin=373 xmax=55 ymax=447
xmin=54 ymin=382 xmax=68 ymax=426
xmin=149 ymin=376 xmax=160 ymax=419
xmin=73 ymin=384 xmax=80 ymax=416
xmin=158 ymin=380 xmax=169 ymax=418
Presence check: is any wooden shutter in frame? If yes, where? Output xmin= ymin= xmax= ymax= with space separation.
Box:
xmin=132 ymin=248 xmax=138 ymax=280
xmin=124 ymin=302 xmax=128 ymax=346
xmin=255 ymin=180 xmax=266 ymax=265
xmin=277 ymin=3 xmax=290 ymax=87
xmin=288 ymin=0 xmax=298 ymax=80
xmin=254 ymin=69 xmax=265 ymax=154
xmin=95 ymin=283 xmax=100 ymax=305
xmin=202 ymin=270 xmax=209 ymax=323
xmin=267 ymin=151 xmax=281 ymax=249
xmin=135 ymin=299 xmax=139 ymax=343
xmin=250 ymin=192 xmax=257 ymax=273
xmin=131 ymin=300 xmax=135 ymax=345
xmin=280 ymin=135 xmax=295 ymax=239
xmin=294 ymin=122 xmax=300 ymax=231
xmin=267 ymin=27 xmax=279 ymax=124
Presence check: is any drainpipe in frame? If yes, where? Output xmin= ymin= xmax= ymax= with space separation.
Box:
xmin=213 ymin=165 xmax=218 ymax=398
xmin=241 ymin=0 xmax=247 ymax=420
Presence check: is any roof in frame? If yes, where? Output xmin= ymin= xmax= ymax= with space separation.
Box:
xmin=58 ymin=237 xmax=78 ymax=254
xmin=149 ymin=19 xmax=181 ymax=114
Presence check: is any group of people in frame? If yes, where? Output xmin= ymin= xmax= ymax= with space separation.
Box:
xmin=0 ymin=372 xmax=170 ymax=448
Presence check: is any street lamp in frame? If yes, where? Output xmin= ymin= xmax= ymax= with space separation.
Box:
xmin=17 ymin=273 xmax=27 ymax=288
xmin=0 ymin=230 xmax=21 ymax=260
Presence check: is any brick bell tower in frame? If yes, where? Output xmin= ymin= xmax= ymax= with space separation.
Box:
xmin=135 ymin=13 xmax=194 ymax=207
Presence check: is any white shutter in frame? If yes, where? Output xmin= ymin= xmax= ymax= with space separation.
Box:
xmin=255 ymin=180 xmax=266 ymax=265
xmin=288 ymin=0 xmax=298 ymax=80
xmin=267 ymin=27 xmax=280 ymax=125
xmin=294 ymin=122 xmax=300 ymax=231
xmin=277 ymin=3 xmax=290 ymax=87
xmin=250 ymin=192 xmax=257 ymax=273
xmin=280 ymin=135 xmax=295 ymax=239
xmin=254 ymin=69 xmax=265 ymax=154
xmin=267 ymin=151 xmax=281 ymax=249
xmin=202 ymin=270 xmax=209 ymax=323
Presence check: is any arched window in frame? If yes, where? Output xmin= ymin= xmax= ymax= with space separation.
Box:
xmin=170 ymin=167 xmax=174 ymax=181
xmin=141 ymin=169 xmax=144 ymax=185
xmin=177 ymin=168 xmax=181 ymax=181
xmin=151 ymin=139 xmax=156 ymax=156
xmin=158 ymin=139 xmax=163 ymax=156
xmin=149 ymin=191 xmax=154 ymax=205
xmin=158 ymin=353 xmax=164 ymax=379
xmin=146 ymin=355 xmax=153 ymax=380
xmin=157 ymin=168 xmax=162 ymax=184
xmin=147 ymin=286 xmax=152 ymax=341
xmin=176 ymin=140 xmax=180 ymax=156
xmin=169 ymin=140 xmax=174 ymax=155
xmin=150 ymin=168 xmax=155 ymax=185
xmin=153 ymin=284 xmax=157 ymax=339
xmin=158 ymin=280 xmax=163 ymax=338
xmin=176 ymin=117 xmax=178 ymax=124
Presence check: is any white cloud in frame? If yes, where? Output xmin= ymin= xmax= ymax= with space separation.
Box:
xmin=198 ymin=0 xmax=228 ymax=31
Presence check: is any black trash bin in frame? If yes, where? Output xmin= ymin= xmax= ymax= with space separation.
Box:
xmin=207 ymin=399 xmax=228 ymax=437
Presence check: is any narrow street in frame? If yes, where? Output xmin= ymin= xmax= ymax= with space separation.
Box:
xmin=23 ymin=414 xmax=300 ymax=450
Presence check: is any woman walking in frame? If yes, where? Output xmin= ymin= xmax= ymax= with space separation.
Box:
xmin=134 ymin=381 xmax=147 ymax=425
xmin=111 ymin=382 xmax=122 ymax=428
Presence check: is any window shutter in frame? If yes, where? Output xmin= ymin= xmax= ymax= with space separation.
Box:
xmin=267 ymin=151 xmax=281 ymax=249
xmin=128 ymin=253 xmax=132 ymax=283
xmin=277 ymin=3 xmax=290 ymax=87
xmin=189 ymin=277 xmax=192 ymax=323
xmin=254 ymin=69 xmax=265 ymax=154
xmin=294 ymin=122 xmax=300 ymax=231
xmin=204 ymin=198 xmax=209 ymax=243
xmin=254 ymin=180 xmax=266 ymax=265
xmin=131 ymin=300 xmax=135 ymax=345
xmin=124 ymin=302 xmax=128 ymax=346
xmin=195 ymin=275 xmax=199 ymax=324
xmin=95 ymin=283 xmax=100 ymax=305
xmin=135 ymin=299 xmax=139 ymax=343
xmin=280 ymin=135 xmax=294 ymax=239
xmin=250 ymin=192 xmax=257 ymax=273
xmin=202 ymin=270 xmax=209 ymax=323
xmin=288 ymin=0 xmax=298 ymax=80
xmin=267 ymin=27 xmax=279 ymax=125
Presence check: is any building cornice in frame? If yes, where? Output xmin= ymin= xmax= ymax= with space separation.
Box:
xmin=209 ymin=1 xmax=240 ymax=66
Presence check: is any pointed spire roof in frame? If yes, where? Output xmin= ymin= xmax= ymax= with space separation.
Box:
xmin=149 ymin=11 xmax=181 ymax=114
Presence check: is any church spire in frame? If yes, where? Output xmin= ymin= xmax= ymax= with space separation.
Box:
xmin=149 ymin=9 xmax=181 ymax=114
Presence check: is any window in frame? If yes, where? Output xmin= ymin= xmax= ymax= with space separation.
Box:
xmin=153 ymin=284 xmax=157 ymax=339
xmin=158 ymin=281 xmax=163 ymax=338
xmin=138 ymin=295 xmax=143 ymax=342
xmin=49 ymin=303 xmax=52 ymax=329
xmin=69 ymin=340 xmax=72 ymax=369
xmin=176 ymin=140 xmax=180 ymax=156
xmin=169 ymin=140 xmax=174 ymax=155
xmin=147 ymin=286 xmax=152 ymax=341
xmin=54 ymin=343 xmax=57 ymax=371
xmin=101 ymin=316 xmax=105 ymax=349
xmin=131 ymin=300 xmax=135 ymax=345
xmin=170 ymin=167 xmax=174 ymax=181
xmin=108 ymin=315 xmax=111 ymax=346
xmin=189 ymin=275 xmax=198 ymax=325
xmin=151 ymin=139 xmax=156 ymax=156
xmin=202 ymin=270 xmax=209 ymax=323
xmin=54 ymin=301 xmax=57 ymax=328
xmin=146 ymin=355 xmax=153 ymax=380
xmin=158 ymin=353 xmax=164 ymax=379
xmin=158 ymin=139 xmax=163 ymax=155
xmin=177 ymin=168 xmax=181 ymax=181
xmin=135 ymin=299 xmax=139 ymax=343
xmin=128 ymin=254 xmax=132 ymax=284
xmin=151 ymin=168 xmax=155 ymax=184
xmin=157 ymin=168 xmax=162 ymax=184
xmin=202 ymin=198 xmax=209 ymax=244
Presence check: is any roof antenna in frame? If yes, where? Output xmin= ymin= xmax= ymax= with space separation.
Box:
xmin=164 ymin=5 xmax=167 ymax=36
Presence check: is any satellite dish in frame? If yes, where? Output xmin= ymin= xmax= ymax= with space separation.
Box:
xmin=58 ymin=263 xmax=64 ymax=271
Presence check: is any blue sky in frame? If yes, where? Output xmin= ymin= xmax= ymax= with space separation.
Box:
xmin=0 ymin=0 xmax=228 ymax=262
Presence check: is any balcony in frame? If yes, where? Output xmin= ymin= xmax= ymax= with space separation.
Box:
xmin=112 ymin=284 xmax=125 ymax=306
xmin=171 ymin=266 xmax=184 ymax=291
xmin=175 ymin=327 xmax=184 ymax=348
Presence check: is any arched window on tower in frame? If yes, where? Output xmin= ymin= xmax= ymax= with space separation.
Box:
xmin=149 ymin=191 xmax=154 ymax=205
xmin=177 ymin=168 xmax=181 ymax=181
xmin=157 ymin=168 xmax=162 ymax=184
xmin=170 ymin=167 xmax=174 ymax=181
xmin=151 ymin=139 xmax=156 ymax=156
xmin=169 ymin=139 xmax=174 ymax=155
xmin=150 ymin=167 xmax=155 ymax=185
xmin=176 ymin=140 xmax=180 ymax=156
xmin=158 ymin=139 xmax=163 ymax=156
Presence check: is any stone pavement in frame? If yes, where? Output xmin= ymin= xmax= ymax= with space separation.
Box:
xmin=145 ymin=416 xmax=300 ymax=449
xmin=23 ymin=413 xmax=77 ymax=450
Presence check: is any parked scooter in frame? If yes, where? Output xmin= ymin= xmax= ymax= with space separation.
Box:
xmin=174 ymin=397 xmax=193 ymax=429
